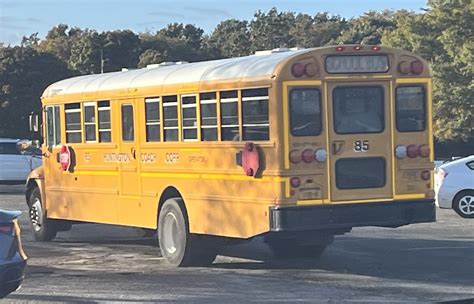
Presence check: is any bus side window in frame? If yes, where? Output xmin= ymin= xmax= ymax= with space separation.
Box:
xmin=98 ymin=101 xmax=111 ymax=142
xmin=181 ymin=95 xmax=198 ymax=141
xmin=242 ymin=88 xmax=269 ymax=141
xmin=45 ymin=105 xmax=61 ymax=148
xmin=200 ymin=92 xmax=217 ymax=141
xmin=220 ymin=90 xmax=239 ymax=141
xmin=145 ymin=98 xmax=160 ymax=142
xmin=163 ymin=96 xmax=178 ymax=142
xmin=121 ymin=104 xmax=134 ymax=142
xmin=84 ymin=102 xmax=97 ymax=142
xmin=65 ymin=103 xmax=82 ymax=143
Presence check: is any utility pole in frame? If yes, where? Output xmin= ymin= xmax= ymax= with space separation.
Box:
xmin=100 ymin=49 xmax=105 ymax=74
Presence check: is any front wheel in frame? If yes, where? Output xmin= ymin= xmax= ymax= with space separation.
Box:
xmin=28 ymin=188 xmax=57 ymax=241
xmin=158 ymin=198 xmax=217 ymax=266
xmin=453 ymin=190 xmax=474 ymax=218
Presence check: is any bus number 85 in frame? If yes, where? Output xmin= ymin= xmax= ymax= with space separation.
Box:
xmin=354 ymin=140 xmax=369 ymax=152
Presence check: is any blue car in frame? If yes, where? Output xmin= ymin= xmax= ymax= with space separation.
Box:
xmin=0 ymin=209 xmax=27 ymax=298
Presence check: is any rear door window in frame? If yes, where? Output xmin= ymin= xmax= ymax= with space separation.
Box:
xmin=333 ymin=86 xmax=384 ymax=134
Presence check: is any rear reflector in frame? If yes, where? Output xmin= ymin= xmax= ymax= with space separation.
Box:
xmin=421 ymin=170 xmax=430 ymax=181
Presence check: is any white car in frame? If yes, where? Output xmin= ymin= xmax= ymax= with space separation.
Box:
xmin=0 ymin=138 xmax=42 ymax=185
xmin=435 ymin=155 xmax=474 ymax=218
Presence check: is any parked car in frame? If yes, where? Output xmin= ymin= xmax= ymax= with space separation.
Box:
xmin=435 ymin=155 xmax=474 ymax=218
xmin=0 ymin=138 xmax=42 ymax=185
xmin=0 ymin=209 xmax=27 ymax=298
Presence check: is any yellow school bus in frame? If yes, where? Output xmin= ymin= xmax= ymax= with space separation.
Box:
xmin=26 ymin=45 xmax=435 ymax=266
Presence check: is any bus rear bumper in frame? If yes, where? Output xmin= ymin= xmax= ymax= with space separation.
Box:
xmin=269 ymin=199 xmax=436 ymax=232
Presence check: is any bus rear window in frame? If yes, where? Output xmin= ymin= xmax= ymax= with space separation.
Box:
xmin=333 ymin=86 xmax=384 ymax=134
xmin=396 ymin=86 xmax=426 ymax=132
xmin=290 ymin=88 xmax=322 ymax=136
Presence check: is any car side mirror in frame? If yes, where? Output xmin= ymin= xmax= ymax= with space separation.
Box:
xmin=29 ymin=113 xmax=39 ymax=133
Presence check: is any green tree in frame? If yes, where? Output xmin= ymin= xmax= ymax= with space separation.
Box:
xmin=206 ymin=19 xmax=251 ymax=58
xmin=69 ymin=29 xmax=101 ymax=74
xmin=291 ymin=12 xmax=347 ymax=47
xmin=250 ymin=8 xmax=296 ymax=51
xmin=100 ymin=30 xmax=140 ymax=72
xmin=138 ymin=49 xmax=164 ymax=68
xmin=336 ymin=10 xmax=397 ymax=45
xmin=0 ymin=46 xmax=72 ymax=138
xmin=383 ymin=1 xmax=473 ymax=141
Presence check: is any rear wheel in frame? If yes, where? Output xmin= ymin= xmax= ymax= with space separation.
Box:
xmin=28 ymin=187 xmax=57 ymax=241
xmin=453 ymin=190 xmax=474 ymax=218
xmin=266 ymin=235 xmax=334 ymax=260
xmin=158 ymin=197 xmax=217 ymax=266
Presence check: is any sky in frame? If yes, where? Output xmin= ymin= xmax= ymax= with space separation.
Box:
xmin=0 ymin=0 xmax=427 ymax=46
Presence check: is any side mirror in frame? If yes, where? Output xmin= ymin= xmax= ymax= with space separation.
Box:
xmin=29 ymin=113 xmax=39 ymax=133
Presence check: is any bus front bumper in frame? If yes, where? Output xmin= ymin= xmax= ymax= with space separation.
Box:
xmin=269 ymin=199 xmax=436 ymax=232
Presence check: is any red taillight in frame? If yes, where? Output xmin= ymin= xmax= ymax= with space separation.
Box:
xmin=304 ymin=63 xmax=318 ymax=77
xmin=398 ymin=61 xmax=410 ymax=74
xmin=0 ymin=223 xmax=13 ymax=235
xmin=302 ymin=149 xmax=314 ymax=163
xmin=291 ymin=63 xmax=306 ymax=77
xmin=335 ymin=46 xmax=345 ymax=52
xmin=421 ymin=170 xmax=430 ymax=181
xmin=289 ymin=150 xmax=302 ymax=164
xmin=418 ymin=144 xmax=430 ymax=158
xmin=353 ymin=45 xmax=362 ymax=51
xmin=410 ymin=60 xmax=423 ymax=74
xmin=407 ymin=145 xmax=419 ymax=158
xmin=290 ymin=177 xmax=301 ymax=188
xmin=372 ymin=45 xmax=381 ymax=51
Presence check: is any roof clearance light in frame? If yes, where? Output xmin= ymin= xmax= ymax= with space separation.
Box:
xmin=395 ymin=145 xmax=407 ymax=159
xmin=291 ymin=63 xmax=306 ymax=77
xmin=372 ymin=45 xmax=381 ymax=51
xmin=354 ymin=45 xmax=363 ymax=51
xmin=410 ymin=60 xmax=424 ymax=74
xmin=335 ymin=46 xmax=345 ymax=52
xmin=304 ymin=63 xmax=318 ymax=77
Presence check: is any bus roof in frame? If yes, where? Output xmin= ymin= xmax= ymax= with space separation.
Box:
xmin=42 ymin=48 xmax=310 ymax=98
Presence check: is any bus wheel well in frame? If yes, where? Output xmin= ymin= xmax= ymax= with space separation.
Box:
xmin=157 ymin=187 xmax=185 ymax=226
xmin=25 ymin=179 xmax=39 ymax=202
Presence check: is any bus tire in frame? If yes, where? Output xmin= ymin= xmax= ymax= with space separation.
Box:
xmin=28 ymin=187 xmax=57 ymax=241
xmin=158 ymin=197 xmax=217 ymax=266
xmin=267 ymin=237 xmax=333 ymax=260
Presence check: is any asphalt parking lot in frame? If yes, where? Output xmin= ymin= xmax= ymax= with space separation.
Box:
xmin=1 ymin=185 xmax=473 ymax=303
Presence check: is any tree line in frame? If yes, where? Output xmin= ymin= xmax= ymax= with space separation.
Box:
xmin=0 ymin=0 xmax=472 ymax=155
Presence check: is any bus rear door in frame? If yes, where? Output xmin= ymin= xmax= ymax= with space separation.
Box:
xmin=326 ymin=82 xmax=393 ymax=202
